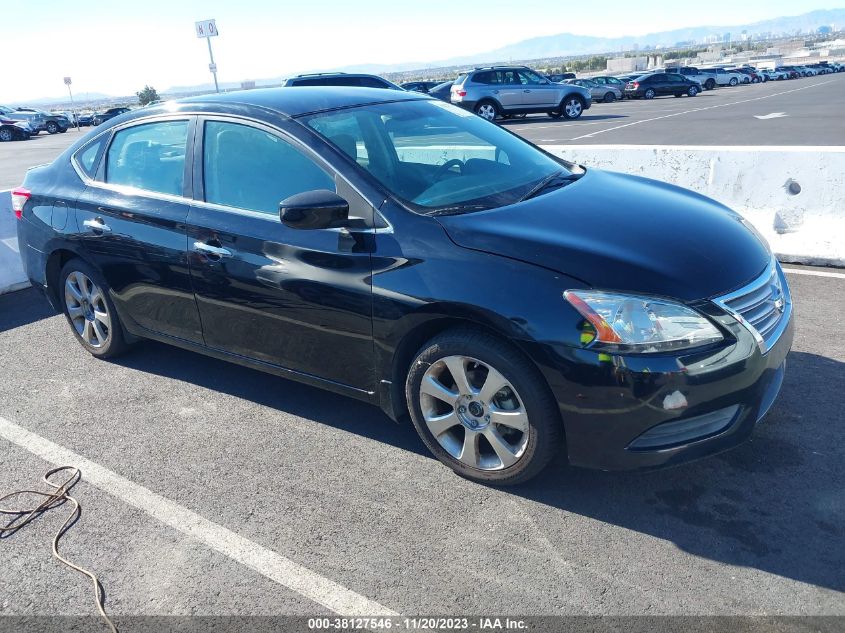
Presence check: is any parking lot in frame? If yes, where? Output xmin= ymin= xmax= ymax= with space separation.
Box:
xmin=505 ymin=72 xmax=845 ymax=146
xmin=1 ymin=86 xmax=844 ymax=629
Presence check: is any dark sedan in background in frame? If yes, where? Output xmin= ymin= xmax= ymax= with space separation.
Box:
xmin=13 ymin=87 xmax=791 ymax=485
xmin=625 ymin=72 xmax=702 ymax=99
xmin=92 ymin=107 xmax=131 ymax=126
xmin=401 ymin=81 xmax=441 ymax=93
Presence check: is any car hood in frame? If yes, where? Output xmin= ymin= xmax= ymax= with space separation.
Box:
xmin=435 ymin=169 xmax=770 ymax=302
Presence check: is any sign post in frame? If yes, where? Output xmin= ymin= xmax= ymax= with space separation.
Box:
xmin=195 ymin=19 xmax=220 ymax=93
xmin=63 ymin=77 xmax=79 ymax=131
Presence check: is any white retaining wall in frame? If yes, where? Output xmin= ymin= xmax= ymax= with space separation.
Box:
xmin=1 ymin=146 xmax=843 ymax=295
xmin=0 ymin=191 xmax=29 ymax=295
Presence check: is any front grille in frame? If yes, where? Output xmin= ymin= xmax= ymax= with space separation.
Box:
xmin=714 ymin=259 xmax=791 ymax=353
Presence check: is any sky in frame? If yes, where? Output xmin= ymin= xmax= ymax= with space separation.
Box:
xmin=1 ymin=0 xmax=839 ymax=103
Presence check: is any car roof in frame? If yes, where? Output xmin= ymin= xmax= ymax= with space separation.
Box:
xmin=172 ymin=86 xmax=430 ymax=117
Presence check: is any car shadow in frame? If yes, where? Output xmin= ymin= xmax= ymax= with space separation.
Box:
xmin=108 ymin=327 xmax=845 ymax=593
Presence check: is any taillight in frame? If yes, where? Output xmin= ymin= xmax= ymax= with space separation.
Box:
xmin=11 ymin=187 xmax=30 ymax=220
xmin=632 ymin=82 xmax=639 ymax=89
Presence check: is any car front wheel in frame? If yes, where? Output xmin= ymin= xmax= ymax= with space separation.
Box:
xmin=46 ymin=121 xmax=59 ymax=134
xmin=0 ymin=128 xmax=13 ymax=142
xmin=561 ymin=96 xmax=584 ymax=119
xmin=729 ymin=77 xmax=738 ymax=86
xmin=60 ymin=259 xmax=129 ymax=359
xmin=687 ymin=86 xmax=699 ymax=97
xmin=406 ymin=329 xmax=562 ymax=485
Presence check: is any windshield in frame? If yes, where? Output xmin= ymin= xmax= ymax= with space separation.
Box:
xmin=300 ymin=99 xmax=573 ymax=214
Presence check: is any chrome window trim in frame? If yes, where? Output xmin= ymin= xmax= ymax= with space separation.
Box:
xmin=712 ymin=256 xmax=792 ymax=354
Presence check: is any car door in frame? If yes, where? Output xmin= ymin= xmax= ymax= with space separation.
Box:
xmin=186 ymin=117 xmax=376 ymax=392
xmin=493 ymin=70 xmax=525 ymax=112
xmin=75 ymin=116 xmax=204 ymax=343
xmin=518 ymin=70 xmax=555 ymax=107
xmin=648 ymin=73 xmax=669 ymax=95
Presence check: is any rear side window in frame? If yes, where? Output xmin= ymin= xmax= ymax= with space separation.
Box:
xmin=358 ymin=77 xmax=389 ymax=88
xmin=473 ymin=71 xmax=495 ymax=84
xmin=105 ymin=120 xmax=189 ymax=196
xmin=74 ymin=135 xmax=107 ymax=179
xmin=202 ymin=121 xmax=335 ymax=214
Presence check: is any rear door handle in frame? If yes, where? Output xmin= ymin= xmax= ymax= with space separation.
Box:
xmin=83 ymin=218 xmax=111 ymax=233
xmin=524 ymin=89 xmax=531 ymax=93
xmin=193 ymin=241 xmax=232 ymax=258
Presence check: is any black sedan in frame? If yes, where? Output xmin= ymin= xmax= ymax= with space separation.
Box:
xmin=92 ymin=107 xmax=131 ymax=126
xmin=624 ymin=72 xmax=702 ymax=99
xmin=427 ymin=80 xmax=454 ymax=101
xmin=13 ymin=87 xmax=792 ymax=484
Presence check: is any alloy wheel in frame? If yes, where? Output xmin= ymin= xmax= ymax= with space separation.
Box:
xmin=475 ymin=103 xmax=497 ymax=121
xmin=564 ymin=99 xmax=582 ymax=117
xmin=419 ymin=355 xmax=529 ymax=471
xmin=65 ymin=271 xmax=111 ymax=348
xmin=0 ymin=128 xmax=13 ymax=142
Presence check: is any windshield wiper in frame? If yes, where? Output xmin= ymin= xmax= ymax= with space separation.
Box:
xmin=518 ymin=171 xmax=583 ymax=202
xmin=425 ymin=204 xmax=490 ymax=216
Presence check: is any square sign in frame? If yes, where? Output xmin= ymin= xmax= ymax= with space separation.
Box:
xmin=195 ymin=19 xmax=219 ymax=38
xmin=63 ymin=77 xmax=72 ymax=85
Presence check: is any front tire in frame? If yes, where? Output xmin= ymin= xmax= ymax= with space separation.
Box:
xmin=0 ymin=128 xmax=13 ymax=142
xmin=60 ymin=259 xmax=129 ymax=359
xmin=46 ymin=121 xmax=59 ymax=134
xmin=687 ymin=85 xmax=698 ymax=97
xmin=561 ymin=96 xmax=584 ymax=119
xmin=729 ymin=77 xmax=738 ymax=86
xmin=474 ymin=101 xmax=499 ymax=122
xmin=405 ymin=329 xmax=562 ymax=485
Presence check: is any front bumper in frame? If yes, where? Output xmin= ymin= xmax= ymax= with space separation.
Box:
xmin=531 ymin=302 xmax=794 ymax=471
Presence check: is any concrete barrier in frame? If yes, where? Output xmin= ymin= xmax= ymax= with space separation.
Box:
xmin=0 ymin=145 xmax=843 ymax=296
xmin=542 ymin=145 xmax=845 ymax=267
xmin=0 ymin=190 xmax=29 ymax=295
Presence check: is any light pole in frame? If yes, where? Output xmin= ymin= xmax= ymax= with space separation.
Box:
xmin=195 ymin=19 xmax=220 ymax=93
xmin=63 ymin=77 xmax=80 ymax=131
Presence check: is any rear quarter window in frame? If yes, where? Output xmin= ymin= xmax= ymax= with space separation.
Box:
xmin=73 ymin=135 xmax=108 ymax=179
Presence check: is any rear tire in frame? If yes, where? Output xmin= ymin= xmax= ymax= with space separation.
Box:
xmin=644 ymin=88 xmax=656 ymax=99
xmin=46 ymin=121 xmax=59 ymax=134
xmin=603 ymin=92 xmax=615 ymax=103
xmin=705 ymin=79 xmax=716 ymax=90
xmin=0 ymin=128 xmax=13 ymax=142
xmin=405 ymin=329 xmax=562 ymax=485
xmin=474 ymin=101 xmax=499 ymax=122
xmin=59 ymin=259 xmax=129 ymax=359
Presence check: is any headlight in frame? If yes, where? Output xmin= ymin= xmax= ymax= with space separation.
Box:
xmin=564 ymin=290 xmax=723 ymax=353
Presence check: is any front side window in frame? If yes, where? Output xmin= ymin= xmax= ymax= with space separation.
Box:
xmin=302 ymin=100 xmax=574 ymax=214
xmin=105 ymin=120 xmax=188 ymax=196
xmin=203 ymin=121 xmax=335 ymax=214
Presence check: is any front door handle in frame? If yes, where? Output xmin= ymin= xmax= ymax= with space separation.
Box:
xmin=524 ymin=89 xmax=531 ymax=93
xmin=83 ymin=218 xmax=111 ymax=233
xmin=193 ymin=241 xmax=232 ymax=258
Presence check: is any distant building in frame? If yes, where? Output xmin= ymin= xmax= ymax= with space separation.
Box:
xmin=606 ymin=56 xmax=649 ymax=73
xmin=240 ymin=80 xmax=256 ymax=90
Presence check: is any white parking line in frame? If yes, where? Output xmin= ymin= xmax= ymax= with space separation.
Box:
xmin=0 ymin=415 xmax=398 ymax=617
xmin=782 ymin=267 xmax=845 ymax=279
xmin=569 ymin=78 xmax=837 ymax=140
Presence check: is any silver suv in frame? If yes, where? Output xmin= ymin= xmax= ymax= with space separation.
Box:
xmin=450 ymin=66 xmax=592 ymax=121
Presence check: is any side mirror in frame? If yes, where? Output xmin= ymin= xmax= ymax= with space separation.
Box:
xmin=279 ymin=190 xmax=349 ymax=230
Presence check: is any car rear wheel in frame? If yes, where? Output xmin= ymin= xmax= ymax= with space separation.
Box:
xmin=561 ymin=96 xmax=584 ymax=119
xmin=46 ymin=121 xmax=59 ymax=134
xmin=705 ymin=79 xmax=716 ymax=90
xmin=406 ymin=329 xmax=562 ymax=485
xmin=60 ymin=259 xmax=129 ymax=359
xmin=603 ymin=92 xmax=615 ymax=103
xmin=644 ymin=88 xmax=656 ymax=99
xmin=0 ymin=128 xmax=13 ymax=142
xmin=687 ymin=86 xmax=699 ymax=97
xmin=474 ymin=101 xmax=498 ymax=122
